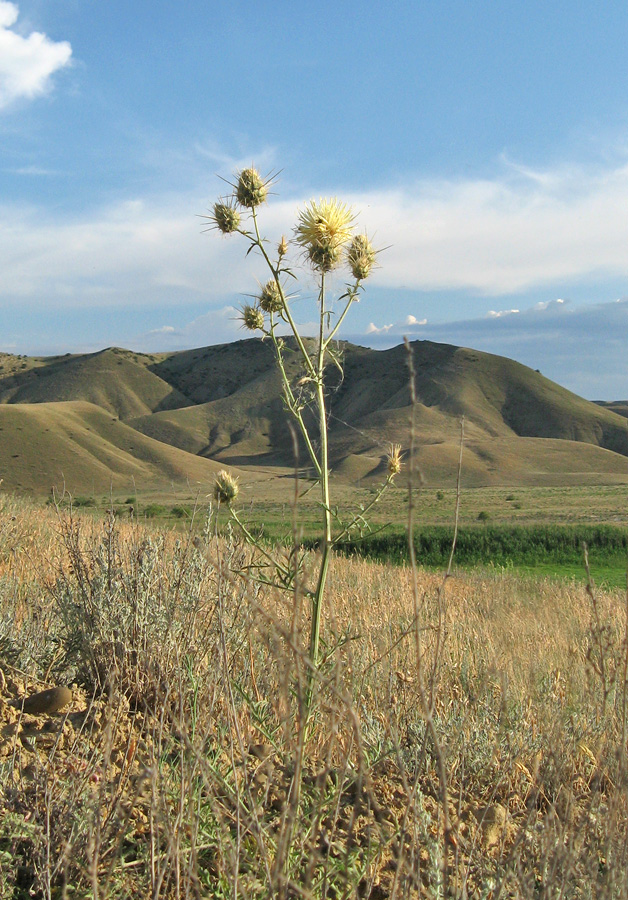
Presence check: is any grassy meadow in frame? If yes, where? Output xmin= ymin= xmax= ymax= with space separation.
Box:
xmin=55 ymin=481 xmax=628 ymax=587
xmin=1 ymin=490 xmax=628 ymax=898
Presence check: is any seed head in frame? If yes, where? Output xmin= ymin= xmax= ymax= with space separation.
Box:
xmin=213 ymin=470 xmax=239 ymax=505
xmin=258 ymin=280 xmax=284 ymax=314
xmin=295 ymin=198 xmax=355 ymax=272
xmin=235 ymin=167 xmax=269 ymax=208
xmin=278 ymin=235 xmax=289 ymax=259
xmin=241 ymin=304 xmax=265 ymax=331
xmin=387 ymin=444 xmax=403 ymax=477
xmin=347 ymin=233 xmax=376 ymax=280
xmin=211 ymin=199 xmax=241 ymax=234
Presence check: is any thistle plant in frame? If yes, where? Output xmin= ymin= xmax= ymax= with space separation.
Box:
xmin=205 ymin=167 xmax=399 ymax=684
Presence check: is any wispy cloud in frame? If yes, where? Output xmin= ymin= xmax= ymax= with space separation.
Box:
xmin=487 ymin=308 xmax=520 ymax=318
xmin=8 ymin=164 xmax=60 ymax=176
xmin=138 ymin=306 xmax=242 ymax=351
xmin=346 ymin=160 xmax=628 ymax=296
xmin=0 ymin=2 xmax=72 ymax=110
xmin=4 ymin=153 xmax=628 ymax=312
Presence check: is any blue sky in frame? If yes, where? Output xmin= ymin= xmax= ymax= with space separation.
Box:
xmin=2 ymin=1 xmax=628 ymax=398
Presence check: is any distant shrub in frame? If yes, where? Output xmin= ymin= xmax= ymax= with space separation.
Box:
xmin=477 ymin=510 xmax=491 ymax=522
xmin=125 ymin=496 xmax=137 ymax=505
xmin=143 ymin=503 xmax=166 ymax=518
xmin=436 ymin=490 xmax=445 ymax=501
xmin=335 ymin=523 xmax=628 ymax=568
xmin=73 ymin=496 xmax=95 ymax=508
xmin=171 ymin=505 xmax=191 ymax=519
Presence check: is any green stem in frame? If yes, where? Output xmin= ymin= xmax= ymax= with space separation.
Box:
xmin=250 ymin=209 xmax=315 ymax=379
xmin=308 ymin=272 xmax=333 ymax=685
xmin=268 ymin=316 xmax=322 ymax=478
xmin=324 ymin=282 xmax=361 ymax=347
xmin=332 ymin=472 xmax=395 ymax=545
xmin=229 ymin=507 xmax=292 ymax=582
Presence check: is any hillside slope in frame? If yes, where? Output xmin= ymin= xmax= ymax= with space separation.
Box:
xmin=0 ymin=348 xmax=190 ymax=419
xmin=0 ymin=401 xmax=234 ymax=494
xmin=131 ymin=340 xmax=628 ymax=484
xmin=1 ymin=339 xmax=627 ymax=491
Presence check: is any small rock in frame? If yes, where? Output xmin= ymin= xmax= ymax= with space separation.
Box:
xmin=11 ymin=686 xmax=73 ymax=716
xmin=475 ymin=803 xmax=508 ymax=848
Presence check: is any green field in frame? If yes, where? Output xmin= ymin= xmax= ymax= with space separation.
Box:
xmin=330 ymin=523 xmax=628 ymax=588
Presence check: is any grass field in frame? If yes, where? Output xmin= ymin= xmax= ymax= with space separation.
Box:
xmin=59 ymin=480 xmax=628 ymax=526
xmin=62 ymin=481 xmax=628 ymax=587
xmin=1 ymin=491 xmax=628 ymax=897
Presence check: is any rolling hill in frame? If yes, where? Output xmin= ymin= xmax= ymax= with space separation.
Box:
xmin=0 ymin=347 xmax=189 ymax=419
xmin=0 ymin=400 xmax=236 ymax=494
xmin=0 ymin=338 xmax=627 ymax=494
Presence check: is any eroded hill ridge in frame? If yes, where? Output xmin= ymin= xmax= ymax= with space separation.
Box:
xmin=0 ymin=339 xmax=627 ymax=493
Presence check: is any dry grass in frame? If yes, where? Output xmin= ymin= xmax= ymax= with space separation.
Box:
xmin=1 ymin=493 xmax=627 ymax=898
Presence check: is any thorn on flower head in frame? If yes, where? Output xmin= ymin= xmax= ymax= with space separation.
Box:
xmin=295 ymin=198 xmax=355 ymax=273
xmin=258 ymin=280 xmax=284 ymax=314
xmin=235 ymin=167 xmax=271 ymax=209
xmin=213 ymin=470 xmax=239 ymax=505
xmin=347 ymin=233 xmax=376 ymax=280
xmin=240 ymin=304 xmax=265 ymax=332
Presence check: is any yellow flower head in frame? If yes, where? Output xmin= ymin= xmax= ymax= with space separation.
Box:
xmin=235 ymin=167 xmax=269 ymax=209
xmin=295 ymin=198 xmax=355 ymax=272
xmin=213 ymin=470 xmax=239 ymax=505
xmin=387 ymin=443 xmax=403 ymax=478
xmin=258 ymin=279 xmax=284 ymax=314
xmin=240 ymin=304 xmax=264 ymax=331
xmin=347 ymin=233 xmax=376 ymax=281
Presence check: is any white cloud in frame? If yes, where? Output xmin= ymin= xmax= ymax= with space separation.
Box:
xmin=137 ymin=305 xmax=243 ymax=351
xmin=0 ymin=2 xmax=72 ymax=110
xmin=366 ymin=322 xmax=393 ymax=334
xmin=534 ymin=298 xmax=565 ymax=311
xmin=4 ymin=152 xmax=628 ymax=327
xmin=343 ymin=161 xmax=628 ymax=295
xmin=487 ymin=308 xmax=520 ymax=318
xmin=366 ymin=315 xmax=427 ymax=335
xmin=0 ymin=191 xmax=314 ymax=308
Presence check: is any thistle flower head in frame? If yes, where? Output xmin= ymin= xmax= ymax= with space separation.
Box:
xmin=258 ymin=279 xmax=284 ymax=314
xmin=213 ymin=470 xmax=239 ymax=505
xmin=235 ymin=167 xmax=269 ymax=208
xmin=211 ymin=199 xmax=241 ymax=234
xmin=387 ymin=443 xmax=403 ymax=478
xmin=347 ymin=233 xmax=376 ymax=280
xmin=277 ymin=235 xmax=289 ymax=259
xmin=241 ymin=304 xmax=265 ymax=331
xmin=295 ymin=198 xmax=355 ymax=272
